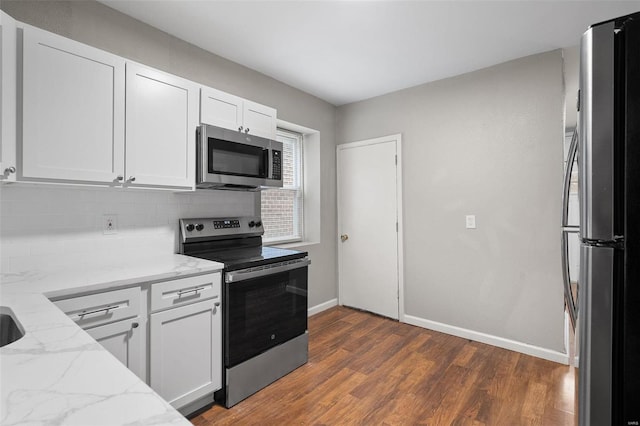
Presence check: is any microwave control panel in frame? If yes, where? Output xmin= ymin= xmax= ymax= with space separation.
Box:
xmin=272 ymin=150 xmax=282 ymax=180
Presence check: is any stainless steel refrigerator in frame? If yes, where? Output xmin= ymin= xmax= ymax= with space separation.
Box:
xmin=577 ymin=11 xmax=640 ymax=426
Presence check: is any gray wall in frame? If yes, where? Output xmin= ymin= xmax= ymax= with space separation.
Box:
xmin=336 ymin=50 xmax=566 ymax=352
xmin=3 ymin=0 xmax=569 ymax=354
xmin=564 ymin=45 xmax=580 ymax=132
xmin=1 ymin=1 xmax=338 ymax=308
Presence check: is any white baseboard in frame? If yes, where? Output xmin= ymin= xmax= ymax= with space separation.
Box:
xmin=404 ymin=314 xmax=569 ymax=365
xmin=308 ymin=298 xmax=338 ymax=317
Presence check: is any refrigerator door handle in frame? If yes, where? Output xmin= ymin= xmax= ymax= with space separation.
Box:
xmin=562 ymin=129 xmax=579 ymax=228
xmin=562 ymin=128 xmax=579 ymax=328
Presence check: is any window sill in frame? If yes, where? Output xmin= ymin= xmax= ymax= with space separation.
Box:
xmin=266 ymin=240 xmax=320 ymax=250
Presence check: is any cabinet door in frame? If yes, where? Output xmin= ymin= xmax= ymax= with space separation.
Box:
xmin=1 ymin=11 xmax=17 ymax=182
xmin=125 ymin=63 xmax=197 ymax=189
xmin=86 ymin=317 xmax=145 ymax=381
xmin=21 ymin=25 xmax=125 ymax=183
xmin=200 ymin=87 xmax=243 ymax=131
xmin=243 ymin=100 xmax=277 ymax=140
xmin=149 ymin=298 xmax=221 ymax=410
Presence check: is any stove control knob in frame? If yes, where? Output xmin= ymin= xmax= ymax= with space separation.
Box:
xmin=248 ymin=221 xmax=255 ymax=228
xmin=255 ymin=221 xmax=262 ymax=228
xmin=195 ymin=223 xmax=204 ymax=231
xmin=185 ymin=224 xmax=195 ymax=232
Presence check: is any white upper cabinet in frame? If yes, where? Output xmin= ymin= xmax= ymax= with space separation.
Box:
xmin=243 ymin=100 xmax=277 ymax=140
xmin=201 ymin=87 xmax=277 ymax=140
xmin=200 ymin=87 xmax=243 ymax=131
xmin=21 ymin=25 xmax=125 ymax=183
xmin=1 ymin=11 xmax=18 ymax=182
xmin=125 ymin=63 xmax=197 ymax=189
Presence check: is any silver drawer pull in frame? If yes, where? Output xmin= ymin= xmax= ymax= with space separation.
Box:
xmin=79 ymin=304 xmax=119 ymax=318
xmin=176 ymin=286 xmax=206 ymax=297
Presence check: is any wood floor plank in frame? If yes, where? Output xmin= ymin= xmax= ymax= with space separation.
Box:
xmin=191 ymin=306 xmax=575 ymax=425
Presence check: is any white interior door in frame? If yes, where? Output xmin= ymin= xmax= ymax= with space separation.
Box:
xmin=337 ymin=135 xmax=402 ymax=320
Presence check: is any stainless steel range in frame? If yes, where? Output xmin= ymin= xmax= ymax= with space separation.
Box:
xmin=179 ymin=216 xmax=310 ymax=408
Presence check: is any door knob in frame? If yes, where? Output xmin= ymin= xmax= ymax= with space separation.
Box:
xmin=340 ymin=234 xmax=349 ymax=242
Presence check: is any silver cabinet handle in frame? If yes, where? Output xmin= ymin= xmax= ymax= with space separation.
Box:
xmin=238 ymin=126 xmax=244 ymax=132
xmin=132 ymin=322 xmax=139 ymax=329
xmin=176 ymin=286 xmax=205 ymax=297
xmin=79 ymin=305 xmax=119 ymax=318
xmin=245 ymin=128 xmax=250 ymax=133
xmin=128 ymin=176 xmax=136 ymax=182
xmin=116 ymin=175 xmax=124 ymax=181
xmin=214 ymin=302 xmax=220 ymax=307
xmin=4 ymin=166 xmax=16 ymax=174
xmin=340 ymin=234 xmax=349 ymax=242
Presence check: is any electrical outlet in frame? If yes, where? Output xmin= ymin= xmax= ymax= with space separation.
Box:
xmin=465 ymin=215 xmax=476 ymax=229
xmin=103 ymin=214 xmax=118 ymax=235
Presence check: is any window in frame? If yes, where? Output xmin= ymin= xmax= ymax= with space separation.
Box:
xmin=261 ymin=129 xmax=303 ymax=243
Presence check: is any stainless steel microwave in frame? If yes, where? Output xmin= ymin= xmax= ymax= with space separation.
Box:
xmin=196 ymin=124 xmax=283 ymax=190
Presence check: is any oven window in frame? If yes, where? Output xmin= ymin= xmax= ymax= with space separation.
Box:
xmin=208 ymin=138 xmax=267 ymax=178
xmin=225 ymin=266 xmax=308 ymax=367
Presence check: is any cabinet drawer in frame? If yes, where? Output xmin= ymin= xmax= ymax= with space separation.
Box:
xmin=150 ymin=273 xmax=221 ymax=312
xmin=53 ymin=287 xmax=140 ymax=329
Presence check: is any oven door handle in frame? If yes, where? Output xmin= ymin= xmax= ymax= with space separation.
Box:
xmin=225 ymin=258 xmax=310 ymax=283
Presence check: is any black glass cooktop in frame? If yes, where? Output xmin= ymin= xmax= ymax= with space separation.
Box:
xmin=191 ymin=245 xmax=307 ymax=272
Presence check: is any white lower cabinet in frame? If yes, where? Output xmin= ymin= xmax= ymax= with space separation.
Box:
xmin=85 ymin=317 xmax=144 ymax=380
xmin=52 ymin=287 xmax=145 ymax=381
xmin=52 ymin=272 xmax=222 ymax=414
xmin=149 ymin=297 xmax=221 ymax=411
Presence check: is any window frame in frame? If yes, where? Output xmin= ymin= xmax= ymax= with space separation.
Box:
xmin=261 ymin=128 xmax=304 ymax=244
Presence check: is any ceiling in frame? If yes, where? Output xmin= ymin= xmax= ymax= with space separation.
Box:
xmin=100 ymin=1 xmax=640 ymax=106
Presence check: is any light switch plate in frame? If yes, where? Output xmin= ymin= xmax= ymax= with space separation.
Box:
xmin=103 ymin=214 xmax=118 ymax=235
xmin=465 ymin=215 xmax=476 ymax=229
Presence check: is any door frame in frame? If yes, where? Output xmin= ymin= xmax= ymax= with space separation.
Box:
xmin=336 ymin=134 xmax=405 ymax=321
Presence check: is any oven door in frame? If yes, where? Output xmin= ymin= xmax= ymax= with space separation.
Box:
xmin=224 ymin=259 xmax=309 ymax=368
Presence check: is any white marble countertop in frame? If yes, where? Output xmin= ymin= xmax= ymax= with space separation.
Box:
xmin=0 ymin=254 xmax=224 ymax=426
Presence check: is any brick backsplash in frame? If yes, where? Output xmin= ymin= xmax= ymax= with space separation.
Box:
xmin=0 ymin=185 xmax=256 ymax=274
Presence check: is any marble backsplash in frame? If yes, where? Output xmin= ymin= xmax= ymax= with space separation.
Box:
xmin=0 ymin=184 xmax=257 ymax=274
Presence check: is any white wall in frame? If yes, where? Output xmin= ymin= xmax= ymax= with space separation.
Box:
xmin=0 ymin=0 xmax=338 ymax=308
xmin=336 ymin=50 xmax=566 ymax=355
xmin=1 ymin=186 xmax=255 ymax=272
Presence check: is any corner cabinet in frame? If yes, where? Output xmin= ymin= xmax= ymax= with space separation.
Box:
xmin=125 ymin=63 xmax=198 ymax=189
xmin=52 ymin=287 xmax=145 ymax=381
xmin=85 ymin=317 xmax=144 ymax=380
xmin=52 ymin=271 xmax=223 ymax=415
xmin=1 ymin=11 xmax=18 ymax=182
xmin=21 ymin=24 xmax=126 ymax=183
xmin=201 ymin=87 xmax=277 ymax=140
xmin=149 ymin=273 xmax=222 ymax=412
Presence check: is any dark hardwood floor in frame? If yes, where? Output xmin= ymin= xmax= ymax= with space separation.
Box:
xmin=192 ymin=306 xmax=575 ymax=425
